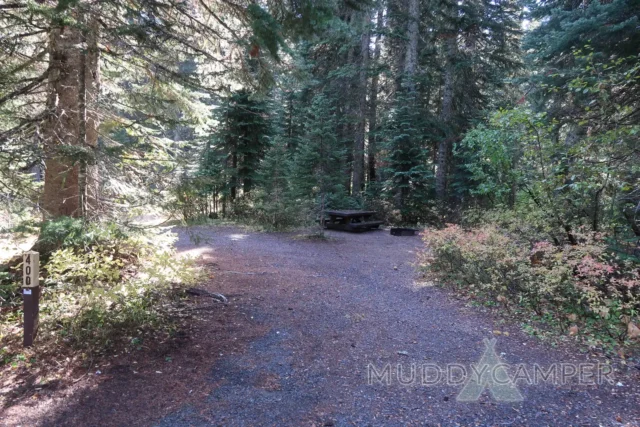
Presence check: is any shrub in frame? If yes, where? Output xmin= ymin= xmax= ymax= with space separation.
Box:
xmin=0 ymin=218 xmax=203 ymax=354
xmin=420 ymin=223 xmax=640 ymax=350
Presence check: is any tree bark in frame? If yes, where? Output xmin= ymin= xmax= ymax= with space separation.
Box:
xmin=352 ymin=12 xmax=370 ymax=195
xmin=40 ymin=12 xmax=100 ymax=218
xmin=41 ymin=12 xmax=100 ymax=218
xmin=390 ymin=0 xmax=408 ymax=95
xmin=230 ymin=151 xmax=237 ymax=200
xmin=367 ymin=8 xmax=383 ymax=183
xmin=344 ymin=42 xmax=356 ymax=193
xmin=404 ymin=0 xmax=419 ymax=86
xmin=436 ymin=35 xmax=457 ymax=201
xmin=78 ymin=15 xmax=100 ymax=217
xmin=395 ymin=0 xmax=419 ymax=207
xmin=42 ymin=25 xmax=81 ymax=218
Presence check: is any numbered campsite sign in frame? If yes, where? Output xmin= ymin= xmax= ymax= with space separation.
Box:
xmin=23 ymin=251 xmax=40 ymax=347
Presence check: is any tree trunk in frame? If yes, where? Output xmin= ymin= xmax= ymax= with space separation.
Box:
xmin=230 ymin=151 xmax=237 ymax=200
xmin=404 ymin=0 xmax=419 ymax=86
xmin=391 ymin=0 xmax=408 ymax=95
xmin=286 ymin=92 xmax=295 ymax=149
xmin=79 ymin=15 xmax=100 ymax=217
xmin=41 ymin=13 xmax=100 ymax=218
xmin=243 ymin=176 xmax=252 ymax=195
xmin=352 ymin=12 xmax=370 ymax=195
xmin=368 ymin=8 xmax=383 ymax=183
xmin=436 ymin=35 xmax=457 ymax=201
xmin=395 ymin=0 xmax=419 ymax=208
xmin=344 ymin=43 xmax=356 ymax=193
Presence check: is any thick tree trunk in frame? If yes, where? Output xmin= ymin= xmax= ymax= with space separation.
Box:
xmin=41 ymin=26 xmax=81 ymax=217
xmin=436 ymin=35 xmax=457 ymax=201
xmin=41 ymin=14 xmax=100 ymax=218
xmin=404 ymin=0 xmax=419 ymax=86
xmin=367 ymin=8 xmax=383 ymax=183
xmin=352 ymin=12 xmax=370 ymax=195
xmin=391 ymin=0 xmax=408 ymax=95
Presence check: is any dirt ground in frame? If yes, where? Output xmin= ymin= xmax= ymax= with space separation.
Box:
xmin=2 ymin=226 xmax=640 ymax=426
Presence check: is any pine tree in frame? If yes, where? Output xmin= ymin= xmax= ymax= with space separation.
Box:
xmin=0 ymin=0 xmax=333 ymax=219
xmin=383 ymin=84 xmax=432 ymax=222
xmin=290 ymin=93 xmax=349 ymax=221
xmin=367 ymin=7 xmax=385 ymax=183
xmin=254 ymin=135 xmax=297 ymax=229
xmin=205 ymin=90 xmax=271 ymax=205
xmin=432 ymin=0 xmax=522 ymax=202
xmin=524 ymin=0 xmax=640 ymax=123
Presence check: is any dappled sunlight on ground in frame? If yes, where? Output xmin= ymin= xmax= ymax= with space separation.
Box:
xmin=228 ymin=233 xmax=248 ymax=241
xmin=0 ymin=233 xmax=38 ymax=264
xmin=413 ymin=279 xmax=437 ymax=289
xmin=175 ymin=246 xmax=214 ymax=259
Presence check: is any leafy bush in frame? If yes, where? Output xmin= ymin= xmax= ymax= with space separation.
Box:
xmin=461 ymin=203 xmax=555 ymax=243
xmin=420 ymin=222 xmax=640 ymax=350
xmin=0 ymin=218 xmax=203 ymax=354
xmin=37 ymin=216 xmax=129 ymax=256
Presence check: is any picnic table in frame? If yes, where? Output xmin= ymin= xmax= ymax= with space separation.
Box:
xmin=321 ymin=210 xmax=383 ymax=232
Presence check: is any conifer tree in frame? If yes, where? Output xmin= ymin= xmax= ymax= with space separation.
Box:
xmin=383 ymin=83 xmax=432 ymax=222
xmin=432 ymin=0 xmax=522 ymax=202
xmin=254 ymin=135 xmax=296 ymax=229
xmin=204 ymin=90 xmax=271 ymax=204
xmin=524 ymin=0 xmax=640 ymax=124
xmin=290 ymin=93 xmax=348 ymax=220
xmin=0 ymin=0 xmax=335 ymax=218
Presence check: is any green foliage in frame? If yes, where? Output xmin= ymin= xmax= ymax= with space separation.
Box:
xmin=252 ymin=136 xmax=300 ymax=229
xmin=456 ymin=108 xmax=529 ymax=204
xmin=289 ymin=93 xmax=350 ymax=214
xmin=38 ymin=217 xmax=128 ymax=254
xmin=2 ymin=0 xmax=638 ymax=364
xmin=189 ymin=89 xmax=272 ymax=221
xmin=382 ymin=86 xmax=434 ymax=223
xmin=247 ymin=4 xmax=287 ymax=60
xmin=460 ymin=46 xmax=640 ymax=239
xmin=420 ymin=222 xmax=640 ymax=351
xmin=0 ymin=271 xmax=18 ymax=311
xmin=0 ymin=220 xmax=202 ymax=353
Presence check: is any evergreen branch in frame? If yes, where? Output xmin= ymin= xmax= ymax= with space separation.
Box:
xmin=0 ymin=69 xmax=48 ymax=107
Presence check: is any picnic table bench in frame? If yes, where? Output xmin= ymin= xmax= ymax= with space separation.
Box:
xmin=321 ymin=210 xmax=383 ymax=232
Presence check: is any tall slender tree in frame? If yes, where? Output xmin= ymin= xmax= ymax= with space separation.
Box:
xmin=351 ymin=10 xmax=371 ymax=195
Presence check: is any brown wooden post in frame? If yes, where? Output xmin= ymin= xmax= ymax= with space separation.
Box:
xmin=22 ymin=251 xmax=40 ymax=347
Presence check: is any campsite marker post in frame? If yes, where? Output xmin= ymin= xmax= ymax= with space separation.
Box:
xmin=22 ymin=251 xmax=40 ymax=347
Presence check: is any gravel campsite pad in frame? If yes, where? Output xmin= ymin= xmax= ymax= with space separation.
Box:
xmin=3 ymin=226 xmax=640 ymax=426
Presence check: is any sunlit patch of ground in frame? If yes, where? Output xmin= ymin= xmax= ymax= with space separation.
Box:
xmin=175 ymin=246 xmax=214 ymax=259
xmin=0 ymin=233 xmax=38 ymax=264
xmin=413 ymin=279 xmax=437 ymax=288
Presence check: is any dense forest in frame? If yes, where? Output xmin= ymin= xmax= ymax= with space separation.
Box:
xmin=0 ymin=0 xmax=639 ymax=371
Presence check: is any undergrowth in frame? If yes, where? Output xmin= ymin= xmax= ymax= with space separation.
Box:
xmin=420 ymin=209 xmax=640 ymax=354
xmin=0 ymin=217 xmax=204 ymax=367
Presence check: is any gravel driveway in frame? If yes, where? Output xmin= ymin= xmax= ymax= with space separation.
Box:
xmin=16 ymin=226 xmax=638 ymax=427
xmin=159 ymin=226 xmax=639 ymax=426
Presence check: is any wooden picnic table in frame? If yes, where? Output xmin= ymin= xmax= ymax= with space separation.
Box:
xmin=322 ymin=210 xmax=383 ymax=232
